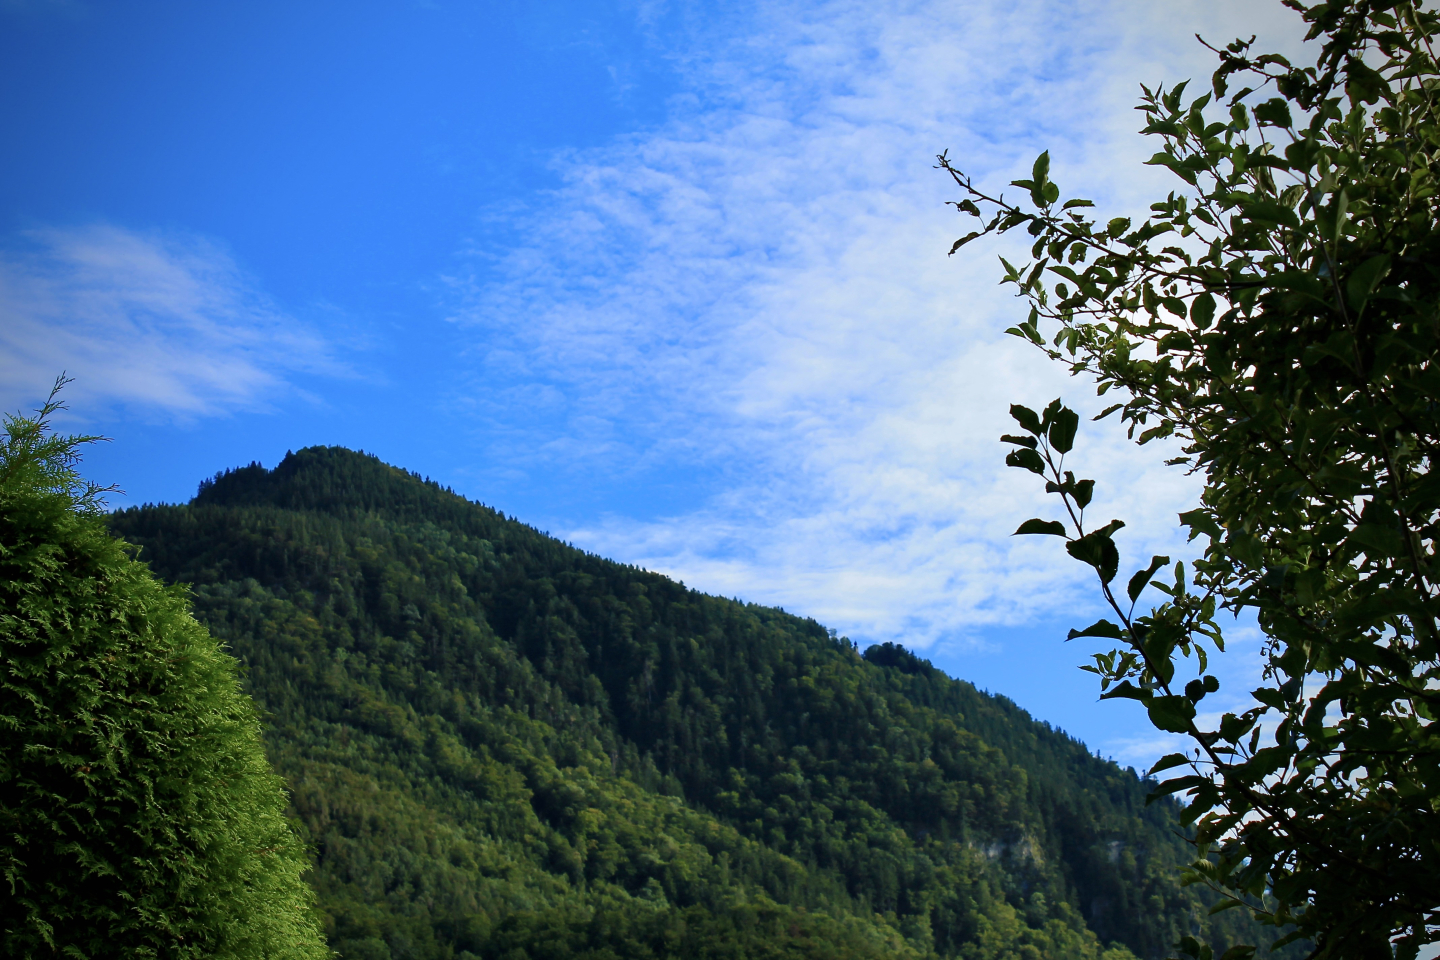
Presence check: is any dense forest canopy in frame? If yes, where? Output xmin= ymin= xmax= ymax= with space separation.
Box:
xmin=108 ymin=446 xmax=1293 ymax=960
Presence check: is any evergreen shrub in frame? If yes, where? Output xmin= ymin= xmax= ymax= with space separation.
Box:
xmin=0 ymin=390 xmax=329 ymax=959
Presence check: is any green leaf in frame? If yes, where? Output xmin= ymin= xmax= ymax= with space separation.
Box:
xmin=1047 ymin=406 xmax=1079 ymax=454
xmin=1066 ymin=522 xmax=1125 ymax=583
xmin=1062 ymin=198 xmax=1094 ymax=209
xmin=1031 ymin=150 xmax=1051 ymax=186
xmin=1009 ymin=404 xmax=1042 ymax=435
xmin=1041 ymin=397 xmax=1063 ymax=425
xmin=1177 ymin=509 xmax=1221 ymax=541
xmin=1147 ymin=695 xmax=1197 ymax=733
xmin=1219 ymin=712 xmax=1255 ymax=743
xmin=1243 ymin=200 xmax=1300 ymax=230
xmin=1190 ymin=292 xmax=1216 ymax=329
xmin=1146 ymin=152 xmax=1200 ymax=186
xmin=1331 ymin=187 xmax=1349 ymax=242
xmin=1000 ymin=434 xmax=1038 ymax=448
xmin=1099 ymin=680 xmax=1150 ymax=702
xmin=1067 ymin=619 xmax=1126 ymax=641
xmin=1127 ymin=555 xmax=1171 ymax=603
xmin=1253 ymin=97 xmax=1292 ymax=127
xmin=1345 ymin=56 xmax=1384 ymax=105
xmin=1028 ymin=151 xmax=1052 ymax=207
xmin=1345 ymin=254 xmax=1391 ymax=313
xmin=1005 ymin=448 xmax=1046 ymax=474
xmin=1149 ymin=752 xmax=1191 ymax=775
xmin=1004 ymin=323 xmax=1044 ymax=346
xmin=1177 ymin=935 xmax=1206 ymax=960
xmin=1013 ymin=518 xmax=1066 ymax=537
xmin=949 ymin=232 xmax=983 ymax=254
xmin=1097 ymin=537 xmax=1120 ymax=583
xmin=1268 ymin=270 xmax=1325 ymax=301
xmin=1252 ymin=687 xmax=1287 ymax=710
xmin=1348 ymin=522 xmax=1407 ymax=558
xmin=1157 ymin=331 xmax=1193 ymax=353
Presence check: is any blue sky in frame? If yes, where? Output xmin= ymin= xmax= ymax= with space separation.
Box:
xmin=1 ymin=0 xmax=1303 ymax=765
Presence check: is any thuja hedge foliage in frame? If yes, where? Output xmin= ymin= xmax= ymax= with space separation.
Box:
xmin=0 ymin=394 xmax=328 ymax=959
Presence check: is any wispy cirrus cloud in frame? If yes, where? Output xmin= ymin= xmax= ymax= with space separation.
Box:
xmin=0 ymin=224 xmax=341 ymax=420
xmin=450 ymin=0 xmax=1305 ymax=648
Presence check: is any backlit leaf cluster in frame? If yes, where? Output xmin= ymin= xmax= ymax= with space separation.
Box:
xmin=944 ymin=1 xmax=1440 ymax=957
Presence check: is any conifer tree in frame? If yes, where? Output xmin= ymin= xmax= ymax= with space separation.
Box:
xmin=0 ymin=383 xmax=329 ymax=959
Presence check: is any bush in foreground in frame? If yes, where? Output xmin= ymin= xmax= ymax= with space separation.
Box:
xmin=0 ymin=387 xmax=328 ymax=959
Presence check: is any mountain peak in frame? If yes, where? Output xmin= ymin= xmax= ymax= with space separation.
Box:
xmin=111 ymin=452 xmax=1283 ymax=960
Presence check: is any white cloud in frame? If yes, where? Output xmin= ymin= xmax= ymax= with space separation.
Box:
xmin=0 ymin=224 xmax=340 ymax=420
xmin=450 ymin=0 xmax=1308 ymax=647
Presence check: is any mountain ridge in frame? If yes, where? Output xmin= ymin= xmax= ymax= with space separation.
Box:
xmin=108 ymin=446 xmax=1281 ymax=960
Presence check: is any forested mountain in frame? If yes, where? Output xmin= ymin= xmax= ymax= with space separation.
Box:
xmin=108 ymin=447 xmax=1278 ymax=960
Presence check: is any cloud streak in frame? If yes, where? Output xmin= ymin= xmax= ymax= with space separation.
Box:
xmin=451 ymin=0 xmax=1305 ymax=649
xmin=0 ymin=224 xmax=340 ymax=420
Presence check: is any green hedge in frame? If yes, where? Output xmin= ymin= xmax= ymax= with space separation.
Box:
xmin=0 ymin=399 xmax=328 ymax=959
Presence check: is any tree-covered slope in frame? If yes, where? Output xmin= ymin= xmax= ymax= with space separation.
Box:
xmin=108 ymin=447 xmax=1265 ymax=960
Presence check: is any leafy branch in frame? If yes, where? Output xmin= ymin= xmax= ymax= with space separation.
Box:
xmin=945 ymin=2 xmax=1440 ymax=957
